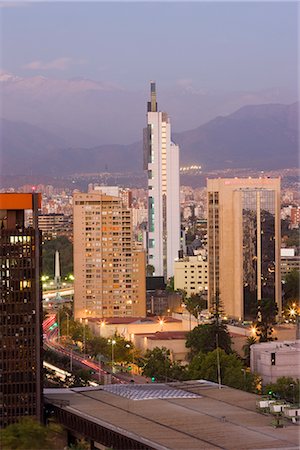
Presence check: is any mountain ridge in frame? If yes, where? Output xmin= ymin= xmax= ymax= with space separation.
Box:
xmin=1 ymin=101 xmax=298 ymax=176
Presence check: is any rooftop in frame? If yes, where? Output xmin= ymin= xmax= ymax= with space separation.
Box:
xmin=45 ymin=381 xmax=299 ymax=449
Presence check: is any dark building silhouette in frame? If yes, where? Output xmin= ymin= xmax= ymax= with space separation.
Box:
xmin=0 ymin=193 xmax=43 ymax=427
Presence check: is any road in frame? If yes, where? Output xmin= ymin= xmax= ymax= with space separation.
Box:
xmin=43 ymin=314 xmax=125 ymax=384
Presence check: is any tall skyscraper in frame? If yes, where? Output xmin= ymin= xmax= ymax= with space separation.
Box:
xmin=73 ymin=191 xmax=146 ymax=320
xmin=0 ymin=193 xmax=43 ymax=427
xmin=143 ymin=82 xmax=180 ymax=279
xmin=207 ymin=178 xmax=281 ymax=320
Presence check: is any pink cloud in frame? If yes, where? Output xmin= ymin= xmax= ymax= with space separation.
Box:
xmin=23 ymin=57 xmax=85 ymax=71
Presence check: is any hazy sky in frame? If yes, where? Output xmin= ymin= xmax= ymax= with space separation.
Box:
xmin=1 ymin=1 xmax=298 ymax=93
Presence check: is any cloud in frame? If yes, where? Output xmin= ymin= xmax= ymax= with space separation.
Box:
xmin=23 ymin=57 xmax=85 ymax=71
xmin=0 ymin=1 xmax=31 ymax=8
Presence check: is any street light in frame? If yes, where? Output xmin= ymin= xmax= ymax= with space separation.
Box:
xmin=108 ymin=339 xmax=116 ymax=372
xmin=80 ymin=318 xmax=88 ymax=354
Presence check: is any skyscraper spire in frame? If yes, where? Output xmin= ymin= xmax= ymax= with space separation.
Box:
xmin=148 ymin=81 xmax=157 ymax=112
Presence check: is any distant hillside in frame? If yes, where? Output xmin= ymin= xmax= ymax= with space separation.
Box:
xmin=0 ymin=102 xmax=298 ymax=176
xmin=173 ymin=102 xmax=298 ymax=170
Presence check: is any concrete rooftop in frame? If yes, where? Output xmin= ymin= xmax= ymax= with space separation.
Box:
xmin=45 ymin=381 xmax=300 ymax=450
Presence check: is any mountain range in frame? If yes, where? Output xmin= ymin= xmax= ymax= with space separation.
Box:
xmin=1 ymin=101 xmax=298 ymax=176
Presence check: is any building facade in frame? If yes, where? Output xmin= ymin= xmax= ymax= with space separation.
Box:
xmin=281 ymin=248 xmax=300 ymax=279
xmin=73 ymin=191 xmax=146 ymax=320
xmin=174 ymin=255 xmax=208 ymax=297
xmin=207 ymin=178 xmax=281 ymax=320
xmin=251 ymin=340 xmax=300 ymax=384
xmin=28 ymin=213 xmax=73 ymax=241
xmin=143 ymin=82 xmax=180 ymax=279
xmin=0 ymin=193 xmax=43 ymax=427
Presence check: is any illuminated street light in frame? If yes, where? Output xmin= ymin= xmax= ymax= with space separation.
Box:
xmin=159 ymin=319 xmax=164 ymax=331
xmin=251 ymin=326 xmax=257 ymax=335
xmin=108 ymin=339 xmax=116 ymax=371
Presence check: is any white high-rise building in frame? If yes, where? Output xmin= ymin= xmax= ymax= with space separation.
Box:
xmin=143 ymin=82 xmax=180 ymax=279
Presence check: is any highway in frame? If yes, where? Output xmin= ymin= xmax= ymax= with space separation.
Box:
xmin=43 ymin=314 xmax=123 ymax=384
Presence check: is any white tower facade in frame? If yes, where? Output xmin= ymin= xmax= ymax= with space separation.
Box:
xmin=143 ymin=82 xmax=180 ymax=279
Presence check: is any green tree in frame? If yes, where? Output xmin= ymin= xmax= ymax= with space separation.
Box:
xmin=255 ymin=298 xmax=278 ymax=342
xmin=0 ymin=418 xmax=50 ymax=450
xmin=186 ymin=322 xmax=232 ymax=356
xmin=42 ymin=236 xmax=73 ymax=278
xmin=142 ymin=347 xmax=188 ymax=382
xmin=242 ymin=336 xmax=257 ymax=367
xmin=166 ymin=276 xmax=175 ymax=292
xmin=146 ymin=264 xmax=155 ymax=277
xmin=188 ymin=349 xmax=258 ymax=392
xmin=283 ymin=270 xmax=300 ymax=305
xmin=264 ymin=377 xmax=300 ymax=404
xmin=184 ymin=294 xmax=207 ymax=320
xmin=142 ymin=347 xmax=172 ymax=381
xmin=86 ymin=336 xmax=110 ymax=358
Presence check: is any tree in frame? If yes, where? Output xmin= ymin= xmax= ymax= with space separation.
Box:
xmin=86 ymin=336 xmax=109 ymax=358
xmin=242 ymin=336 xmax=257 ymax=367
xmin=0 ymin=418 xmax=49 ymax=450
xmin=184 ymin=294 xmax=207 ymax=321
xmin=283 ymin=270 xmax=299 ymax=306
xmin=255 ymin=298 xmax=278 ymax=342
xmin=188 ymin=349 xmax=259 ymax=393
xmin=166 ymin=276 xmax=175 ymax=292
xmin=264 ymin=377 xmax=300 ymax=404
xmin=142 ymin=347 xmax=188 ymax=382
xmin=142 ymin=347 xmax=172 ymax=381
xmin=146 ymin=264 xmax=155 ymax=277
xmin=186 ymin=322 xmax=232 ymax=356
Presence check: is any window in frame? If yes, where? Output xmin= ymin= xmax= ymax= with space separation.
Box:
xmin=271 ymin=353 xmax=276 ymax=365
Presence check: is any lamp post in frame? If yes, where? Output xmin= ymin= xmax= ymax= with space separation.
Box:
xmin=66 ymin=311 xmax=70 ymax=339
xmin=108 ymin=339 xmax=116 ymax=372
xmin=80 ymin=318 xmax=88 ymax=355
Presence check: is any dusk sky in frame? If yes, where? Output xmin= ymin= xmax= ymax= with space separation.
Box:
xmin=1 ymin=1 xmax=298 ymax=92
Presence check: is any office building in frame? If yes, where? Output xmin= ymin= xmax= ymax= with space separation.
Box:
xmin=0 ymin=193 xmax=43 ymax=427
xmin=207 ymin=178 xmax=281 ymax=320
xmin=73 ymin=191 xmax=146 ymax=320
xmin=143 ymin=82 xmax=180 ymax=279
xmin=174 ymin=255 xmax=208 ymax=297
xmin=28 ymin=213 xmax=73 ymax=241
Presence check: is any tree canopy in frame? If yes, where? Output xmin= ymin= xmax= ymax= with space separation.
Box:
xmin=255 ymin=298 xmax=278 ymax=342
xmin=186 ymin=322 xmax=232 ymax=356
xmin=184 ymin=294 xmax=207 ymax=320
xmin=188 ymin=349 xmax=259 ymax=392
xmin=264 ymin=376 xmax=300 ymax=404
xmin=0 ymin=418 xmax=49 ymax=450
xmin=283 ymin=270 xmax=299 ymax=306
xmin=142 ymin=347 xmax=188 ymax=382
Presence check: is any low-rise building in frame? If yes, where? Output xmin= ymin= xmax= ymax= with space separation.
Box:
xmin=134 ymin=330 xmax=188 ymax=362
xmin=250 ymin=340 xmax=300 ymax=384
xmin=86 ymin=316 xmax=183 ymax=341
